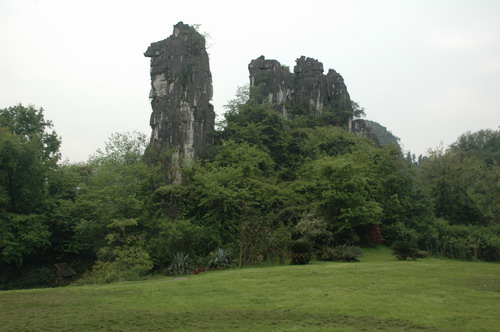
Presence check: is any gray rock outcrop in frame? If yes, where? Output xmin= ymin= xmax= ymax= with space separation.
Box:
xmin=248 ymin=56 xmax=357 ymax=128
xmin=248 ymin=56 xmax=294 ymax=116
xmin=145 ymin=22 xmax=215 ymax=183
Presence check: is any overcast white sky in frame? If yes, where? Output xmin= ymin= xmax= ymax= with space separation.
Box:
xmin=1 ymin=0 xmax=499 ymax=162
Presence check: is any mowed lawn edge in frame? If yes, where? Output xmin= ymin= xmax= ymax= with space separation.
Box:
xmin=1 ymin=247 xmax=499 ymax=331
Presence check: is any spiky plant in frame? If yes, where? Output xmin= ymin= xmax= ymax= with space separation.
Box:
xmin=208 ymin=248 xmax=230 ymax=269
xmin=391 ymin=240 xmax=419 ymax=260
xmin=319 ymin=246 xmax=337 ymax=261
xmin=169 ymin=252 xmax=192 ymax=275
xmin=333 ymin=244 xmax=363 ymax=262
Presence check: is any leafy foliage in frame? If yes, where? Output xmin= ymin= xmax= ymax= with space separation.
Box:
xmin=0 ymin=214 xmax=51 ymax=265
xmin=80 ymin=217 xmax=153 ymax=284
xmin=146 ymin=219 xmax=205 ymax=269
xmin=266 ymin=223 xmax=292 ymax=264
xmin=419 ymin=218 xmax=500 ymax=261
xmin=301 ymin=154 xmax=383 ymax=243
xmin=0 ymin=105 xmax=60 ymax=214
xmin=293 ymin=213 xmax=332 ymax=251
xmin=0 ymin=105 xmax=61 ymax=272
xmin=2 ymin=98 xmax=499 ymax=288
xmin=450 ymin=129 xmax=500 ymax=165
xmin=418 ymin=130 xmax=499 ymax=226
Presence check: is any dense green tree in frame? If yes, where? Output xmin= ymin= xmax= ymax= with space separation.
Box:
xmin=67 ymin=132 xmax=157 ymax=256
xmin=0 ymin=214 xmax=51 ymax=265
xmin=0 ymin=105 xmax=60 ymax=214
xmin=450 ymin=128 xmax=500 ymax=165
xmin=0 ymin=104 xmax=60 ymax=162
xmin=299 ymin=153 xmax=383 ymax=244
xmin=146 ymin=219 xmax=205 ymax=269
xmin=184 ymin=140 xmax=297 ymax=263
xmin=414 ymin=130 xmax=500 ymax=260
xmin=222 ymin=104 xmax=286 ymax=160
xmin=222 ymin=84 xmax=250 ymax=118
xmin=0 ymin=105 xmax=61 ymax=268
xmin=284 ymin=100 xmax=364 ymax=128
xmin=189 ymin=141 xmax=281 ymax=240
xmin=419 ymin=141 xmax=499 ymax=226
xmin=80 ymin=218 xmax=154 ymax=284
xmin=367 ymin=145 xmax=434 ymax=244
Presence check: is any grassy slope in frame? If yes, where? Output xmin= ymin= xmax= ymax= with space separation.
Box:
xmin=0 ymin=247 xmax=499 ymax=331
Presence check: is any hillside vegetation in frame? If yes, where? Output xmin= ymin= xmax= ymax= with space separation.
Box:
xmin=1 ymin=101 xmax=499 ymax=288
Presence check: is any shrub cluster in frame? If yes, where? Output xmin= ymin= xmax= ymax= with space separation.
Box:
xmin=320 ymin=245 xmax=363 ymax=262
xmin=290 ymin=240 xmax=313 ymax=265
xmin=169 ymin=252 xmax=192 ymax=276
xmin=391 ymin=240 xmax=430 ymax=260
xmin=208 ymin=248 xmax=231 ymax=269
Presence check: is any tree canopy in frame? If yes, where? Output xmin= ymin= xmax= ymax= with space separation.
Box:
xmin=1 ymin=102 xmax=498 ymax=289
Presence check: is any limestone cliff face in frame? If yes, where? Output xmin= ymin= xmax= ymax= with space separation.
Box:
xmin=293 ymin=56 xmax=351 ymax=115
xmin=248 ymin=56 xmax=294 ymax=116
xmin=248 ymin=56 xmax=362 ymax=133
xmin=145 ymin=22 xmax=215 ymax=183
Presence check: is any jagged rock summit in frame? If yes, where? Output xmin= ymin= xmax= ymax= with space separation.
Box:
xmin=144 ymin=24 xmax=368 ymax=184
xmin=144 ymin=22 xmax=215 ymax=183
xmin=248 ymin=55 xmax=369 ymax=135
xmin=248 ymin=56 xmax=352 ymax=119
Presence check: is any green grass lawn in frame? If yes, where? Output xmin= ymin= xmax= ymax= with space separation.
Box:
xmin=1 ymin=247 xmax=499 ymax=331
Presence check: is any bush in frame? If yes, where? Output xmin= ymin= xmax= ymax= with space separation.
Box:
xmin=0 ymin=266 xmax=59 ymax=289
xmin=208 ymin=248 xmax=230 ymax=269
xmin=147 ymin=219 xmax=205 ymax=269
xmin=319 ymin=246 xmax=337 ymax=261
xmin=267 ymin=223 xmax=291 ymax=264
xmin=421 ymin=219 xmax=500 ymax=261
xmin=383 ymin=222 xmax=421 ymax=246
xmin=238 ymin=218 xmax=270 ymax=266
xmin=169 ymin=252 xmax=192 ymax=276
xmin=79 ymin=261 xmax=135 ymax=284
xmin=293 ymin=214 xmax=332 ymax=251
xmin=333 ymin=244 xmax=363 ymax=262
xmin=290 ymin=240 xmax=313 ymax=265
xmin=79 ymin=245 xmax=154 ymax=284
xmin=392 ymin=240 xmax=419 ymax=260
xmin=112 ymin=246 xmax=154 ymax=275
xmin=319 ymin=245 xmax=363 ymax=262
xmin=416 ymin=250 xmax=430 ymax=258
